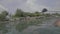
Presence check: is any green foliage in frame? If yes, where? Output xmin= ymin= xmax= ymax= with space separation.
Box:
xmin=0 ymin=11 xmax=8 ymax=20
xmin=0 ymin=11 xmax=9 ymax=34
xmin=28 ymin=13 xmax=35 ymax=17
xmin=25 ymin=11 xmax=42 ymax=17
xmin=14 ymin=9 xmax=28 ymax=17
xmin=34 ymin=11 xmax=41 ymax=16
xmin=53 ymin=13 xmax=60 ymax=16
xmin=28 ymin=19 xmax=42 ymax=25
xmin=45 ymin=14 xmax=51 ymax=17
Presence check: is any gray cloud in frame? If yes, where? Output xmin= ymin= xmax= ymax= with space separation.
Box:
xmin=0 ymin=0 xmax=60 ymax=14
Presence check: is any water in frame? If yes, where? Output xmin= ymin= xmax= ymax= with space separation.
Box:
xmin=4 ymin=17 xmax=60 ymax=34
xmin=22 ymin=17 xmax=60 ymax=34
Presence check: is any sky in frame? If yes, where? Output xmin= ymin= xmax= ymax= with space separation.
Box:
xmin=0 ymin=0 xmax=60 ymax=14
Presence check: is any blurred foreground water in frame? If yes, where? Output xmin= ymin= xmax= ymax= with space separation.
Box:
xmin=0 ymin=17 xmax=60 ymax=34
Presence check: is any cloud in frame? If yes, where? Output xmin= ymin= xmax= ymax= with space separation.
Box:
xmin=21 ymin=0 xmax=50 ymax=13
xmin=0 ymin=4 xmax=8 ymax=11
xmin=0 ymin=0 xmax=60 ymax=14
xmin=0 ymin=0 xmax=14 ymax=3
xmin=51 ymin=0 xmax=60 ymax=11
xmin=26 ymin=0 xmax=36 ymax=5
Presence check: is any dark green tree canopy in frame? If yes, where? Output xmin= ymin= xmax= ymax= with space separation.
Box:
xmin=0 ymin=11 xmax=8 ymax=20
xmin=42 ymin=8 xmax=48 ymax=12
xmin=14 ymin=9 xmax=26 ymax=17
xmin=1 ymin=11 xmax=8 ymax=15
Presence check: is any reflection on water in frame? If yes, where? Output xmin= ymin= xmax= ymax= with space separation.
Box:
xmin=1 ymin=17 xmax=60 ymax=34
xmin=33 ymin=26 xmax=60 ymax=34
xmin=21 ymin=17 xmax=60 ymax=34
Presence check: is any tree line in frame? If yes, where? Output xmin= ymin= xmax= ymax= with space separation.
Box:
xmin=14 ymin=8 xmax=48 ymax=17
xmin=0 ymin=8 xmax=49 ymax=20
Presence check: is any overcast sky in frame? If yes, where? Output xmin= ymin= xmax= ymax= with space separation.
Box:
xmin=0 ymin=0 xmax=60 ymax=14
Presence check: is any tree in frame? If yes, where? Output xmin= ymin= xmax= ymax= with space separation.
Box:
xmin=1 ymin=11 xmax=8 ymax=16
xmin=42 ymin=8 xmax=48 ymax=14
xmin=14 ymin=9 xmax=24 ymax=17
xmin=0 ymin=11 xmax=8 ymax=20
